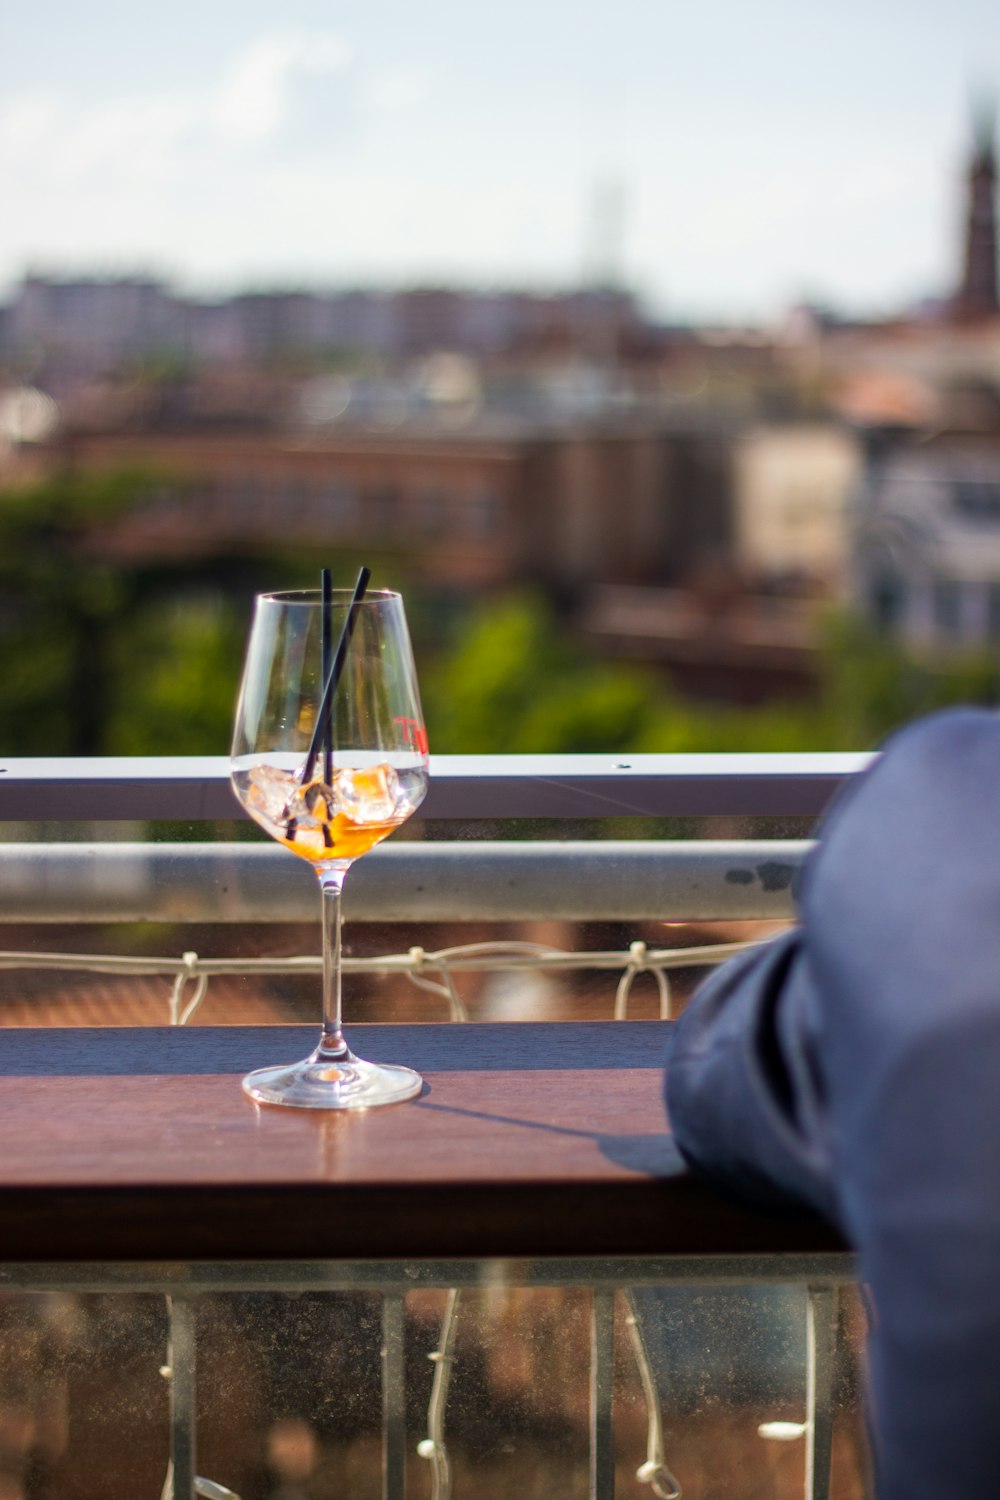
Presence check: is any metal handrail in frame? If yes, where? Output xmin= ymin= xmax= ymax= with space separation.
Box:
xmin=0 ymin=750 xmax=869 ymax=821
xmin=0 ymin=839 xmax=809 ymax=923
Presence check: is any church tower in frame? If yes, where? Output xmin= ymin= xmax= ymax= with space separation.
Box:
xmin=956 ymin=102 xmax=999 ymax=319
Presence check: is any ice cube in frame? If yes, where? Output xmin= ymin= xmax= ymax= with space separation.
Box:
xmin=337 ymin=763 xmax=400 ymax=824
xmin=285 ymin=777 xmax=334 ymax=828
xmin=393 ymin=768 xmax=427 ymax=820
xmin=246 ymin=764 xmax=299 ymax=823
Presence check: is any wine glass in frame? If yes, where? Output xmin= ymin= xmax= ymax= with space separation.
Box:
xmin=230 ymin=585 xmax=429 ymax=1108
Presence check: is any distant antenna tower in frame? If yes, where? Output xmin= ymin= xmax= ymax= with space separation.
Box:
xmin=584 ymin=177 xmax=627 ymax=290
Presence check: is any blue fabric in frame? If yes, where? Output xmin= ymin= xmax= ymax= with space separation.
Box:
xmin=665 ymin=707 xmax=1000 ymax=1499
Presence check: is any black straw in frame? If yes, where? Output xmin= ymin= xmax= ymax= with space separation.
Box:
xmin=303 ymin=565 xmax=371 ymax=782
xmin=321 ymin=567 xmax=333 ymax=786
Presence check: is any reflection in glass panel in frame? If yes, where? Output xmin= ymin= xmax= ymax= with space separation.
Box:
xmin=0 ymin=1274 xmax=868 ymax=1499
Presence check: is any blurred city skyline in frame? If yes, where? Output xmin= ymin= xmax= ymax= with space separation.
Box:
xmin=1 ymin=0 xmax=998 ymax=324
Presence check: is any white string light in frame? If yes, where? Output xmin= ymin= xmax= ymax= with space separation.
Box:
xmin=418 ymin=1288 xmax=462 ymax=1500
xmin=615 ymin=941 xmax=673 ymax=1020
xmin=404 ymin=946 xmax=470 ymax=1023
xmin=624 ymin=1289 xmax=683 ymax=1500
xmin=0 ymin=937 xmax=759 ymax=1026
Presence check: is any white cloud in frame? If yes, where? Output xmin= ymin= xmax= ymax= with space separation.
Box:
xmin=66 ymin=97 xmax=200 ymax=178
xmin=0 ymin=93 xmax=62 ymax=158
xmin=0 ymin=30 xmax=352 ymax=181
xmin=365 ymin=65 xmax=431 ymax=115
xmin=212 ymin=34 xmax=351 ymax=144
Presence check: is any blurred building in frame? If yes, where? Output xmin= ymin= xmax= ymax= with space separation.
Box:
xmin=0 ymin=276 xmax=646 ymax=373
xmin=578 ymin=581 xmax=820 ymax=703
xmin=5 ymin=275 xmax=181 ymax=375
xmin=54 ymin=413 xmax=732 ymax=597
xmin=732 ymin=423 xmax=862 ymax=591
xmin=855 ymin=422 xmax=1000 ymax=648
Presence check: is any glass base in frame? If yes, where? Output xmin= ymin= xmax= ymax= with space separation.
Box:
xmin=243 ymin=1051 xmax=423 ymax=1110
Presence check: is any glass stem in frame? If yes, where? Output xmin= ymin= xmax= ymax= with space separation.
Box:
xmin=317 ymin=865 xmax=351 ymax=1059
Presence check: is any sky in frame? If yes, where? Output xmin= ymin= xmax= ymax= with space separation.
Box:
xmin=1 ymin=0 xmax=998 ymax=324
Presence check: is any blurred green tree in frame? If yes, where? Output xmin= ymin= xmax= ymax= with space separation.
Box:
xmin=814 ymin=611 xmax=998 ymax=748
xmin=0 ymin=470 xmax=310 ymax=754
xmin=0 ymin=470 xmax=141 ymax=752
xmin=424 ymin=592 xmax=674 ymax=752
xmin=423 ymin=592 xmax=999 ymax=755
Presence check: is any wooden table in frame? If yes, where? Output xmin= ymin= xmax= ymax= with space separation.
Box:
xmin=0 ymin=1022 xmax=846 ymax=1263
